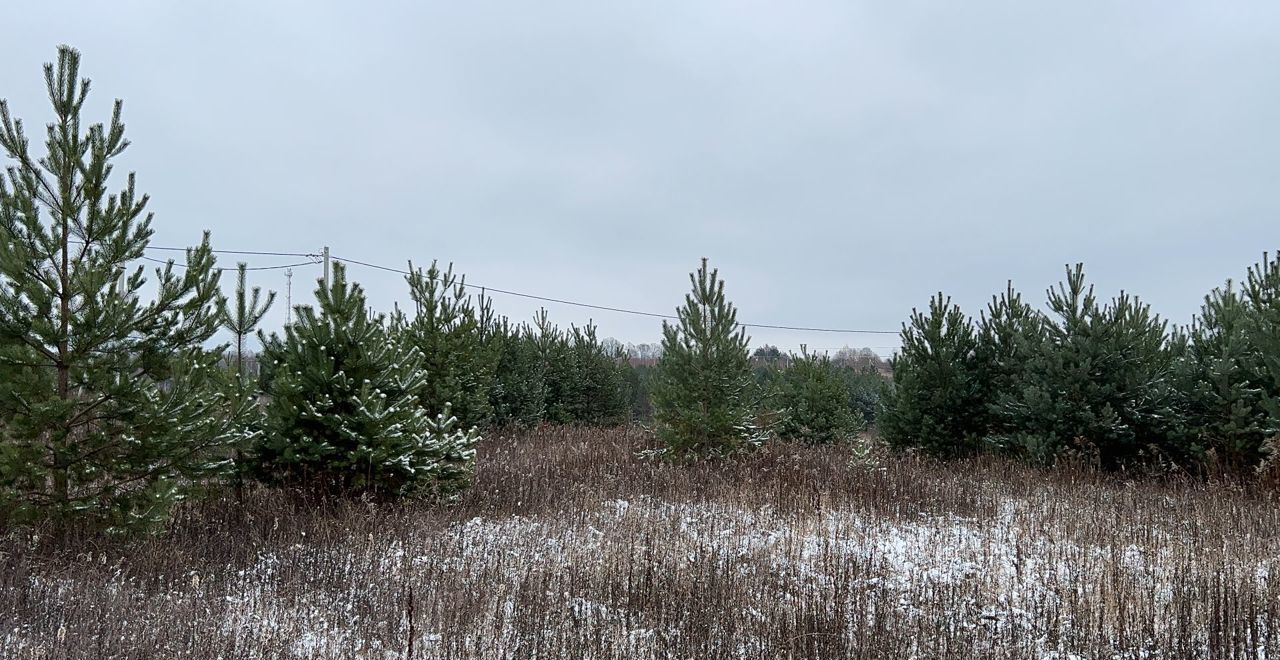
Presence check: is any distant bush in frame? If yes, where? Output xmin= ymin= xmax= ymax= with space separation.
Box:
xmin=776 ymin=348 xmax=865 ymax=444
xmin=537 ymin=311 xmax=630 ymax=426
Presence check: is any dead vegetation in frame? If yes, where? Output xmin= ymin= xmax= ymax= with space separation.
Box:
xmin=3 ymin=426 xmax=1280 ymax=659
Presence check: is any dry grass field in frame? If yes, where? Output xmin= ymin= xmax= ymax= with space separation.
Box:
xmin=4 ymin=426 xmax=1280 ymax=659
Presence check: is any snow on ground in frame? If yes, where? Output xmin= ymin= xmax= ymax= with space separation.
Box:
xmin=2 ymin=490 xmax=1268 ymax=659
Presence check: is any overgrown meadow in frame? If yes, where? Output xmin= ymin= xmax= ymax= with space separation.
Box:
xmin=6 ymin=428 xmax=1280 ymax=659
xmin=5 ymin=45 xmax=1280 ymax=660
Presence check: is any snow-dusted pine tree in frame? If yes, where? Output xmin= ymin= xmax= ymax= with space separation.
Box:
xmin=254 ymin=262 xmax=476 ymax=497
xmin=652 ymin=258 xmax=766 ymax=455
xmin=0 ymin=46 xmax=245 ymax=529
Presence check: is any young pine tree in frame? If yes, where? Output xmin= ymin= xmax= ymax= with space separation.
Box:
xmin=397 ymin=261 xmax=495 ymax=430
xmin=485 ymin=316 xmax=547 ymax=429
xmin=975 ymin=282 xmax=1045 ymax=448
xmin=1176 ymin=253 xmax=1280 ymax=472
xmin=652 ymin=258 xmax=766 ymax=455
xmin=215 ymin=263 xmax=276 ymax=499
xmin=1174 ymin=282 xmax=1273 ymax=470
xmin=777 ymin=347 xmax=865 ymax=444
xmin=565 ymin=322 xmax=630 ymax=426
xmin=218 ymin=262 xmax=276 ymax=380
xmin=0 ymin=47 xmax=245 ymax=529
xmin=1244 ymin=253 xmax=1280 ymax=424
xmin=533 ymin=308 xmax=574 ymax=424
xmin=999 ymin=265 xmax=1182 ymax=468
xmin=625 ymin=362 xmax=657 ymax=423
xmin=254 ymin=263 xmax=476 ymax=498
xmin=533 ymin=309 xmax=629 ymax=426
xmin=878 ymin=294 xmax=986 ymax=456
xmin=841 ymin=365 xmax=886 ymax=428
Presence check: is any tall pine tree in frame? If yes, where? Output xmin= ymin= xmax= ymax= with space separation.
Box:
xmin=0 ymin=46 xmax=242 ymax=528
xmin=652 ymin=258 xmax=765 ymax=455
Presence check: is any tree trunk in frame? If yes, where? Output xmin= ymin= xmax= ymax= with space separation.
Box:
xmin=53 ymin=207 xmax=71 ymax=519
xmin=234 ymin=332 xmax=246 ymax=505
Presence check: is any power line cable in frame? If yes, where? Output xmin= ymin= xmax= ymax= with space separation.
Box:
xmin=69 ymin=241 xmax=903 ymax=336
xmin=331 ymin=253 xmax=901 ymax=336
xmin=332 ymin=255 xmax=674 ymax=320
xmin=67 ymin=238 xmax=317 ymax=259
xmin=146 ymin=245 xmax=318 ymax=258
xmin=141 ymin=255 xmax=319 ymax=272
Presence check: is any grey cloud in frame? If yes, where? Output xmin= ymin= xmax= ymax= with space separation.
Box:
xmin=3 ymin=0 xmax=1278 ymax=353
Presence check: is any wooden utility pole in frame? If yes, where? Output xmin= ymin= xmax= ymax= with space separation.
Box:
xmin=322 ymin=246 xmax=331 ymax=289
xmin=285 ymin=268 xmax=293 ymax=325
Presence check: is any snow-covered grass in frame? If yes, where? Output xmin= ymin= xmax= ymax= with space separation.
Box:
xmin=3 ymin=426 xmax=1280 ymax=659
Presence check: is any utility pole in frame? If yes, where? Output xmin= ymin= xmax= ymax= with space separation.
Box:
xmin=322 ymin=246 xmax=331 ymax=289
xmin=285 ymin=268 xmax=293 ymax=325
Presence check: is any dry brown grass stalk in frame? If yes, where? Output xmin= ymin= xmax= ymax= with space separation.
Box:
xmin=3 ymin=426 xmax=1279 ymax=658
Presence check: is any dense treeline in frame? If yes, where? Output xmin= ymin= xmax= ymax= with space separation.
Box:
xmin=880 ymin=260 xmax=1280 ymax=474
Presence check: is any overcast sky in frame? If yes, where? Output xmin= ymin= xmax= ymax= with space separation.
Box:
xmin=4 ymin=1 xmax=1278 ymax=354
